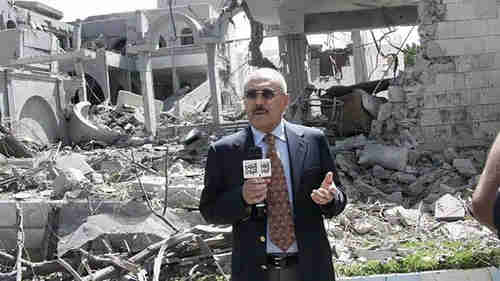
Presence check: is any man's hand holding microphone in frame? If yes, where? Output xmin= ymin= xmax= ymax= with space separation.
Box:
xmin=243 ymin=178 xmax=270 ymax=205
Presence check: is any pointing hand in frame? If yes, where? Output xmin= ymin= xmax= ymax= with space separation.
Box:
xmin=311 ymin=172 xmax=338 ymax=205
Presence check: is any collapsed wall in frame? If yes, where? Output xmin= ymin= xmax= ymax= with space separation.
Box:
xmin=414 ymin=0 xmax=500 ymax=149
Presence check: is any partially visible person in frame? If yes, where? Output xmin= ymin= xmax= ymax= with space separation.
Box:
xmin=472 ymin=132 xmax=500 ymax=232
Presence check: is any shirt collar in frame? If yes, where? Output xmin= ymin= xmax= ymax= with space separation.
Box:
xmin=251 ymin=120 xmax=286 ymax=146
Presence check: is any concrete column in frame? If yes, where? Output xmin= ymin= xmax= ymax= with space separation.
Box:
xmin=16 ymin=30 xmax=23 ymax=59
xmin=126 ymin=70 xmax=132 ymax=92
xmin=172 ymin=53 xmax=180 ymax=116
xmin=98 ymin=50 xmax=111 ymax=104
xmin=75 ymin=62 xmax=87 ymax=102
xmin=352 ymin=30 xmax=368 ymax=83
xmin=138 ymin=52 xmax=157 ymax=137
xmin=73 ymin=20 xmax=86 ymax=102
xmin=64 ymin=36 xmax=71 ymax=50
xmin=73 ymin=20 xmax=82 ymax=51
xmin=50 ymin=35 xmax=59 ymax=73
xmin=206 ymin=43 xmax=222 ymax=125
xmin=278 ymin=34 xmax=308 ymax=123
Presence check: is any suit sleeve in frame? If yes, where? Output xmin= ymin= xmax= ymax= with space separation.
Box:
xmin=199 ymin=144 xmax=251 ymax=225
xmin=317 ymin=133 xmax=347 ymax=218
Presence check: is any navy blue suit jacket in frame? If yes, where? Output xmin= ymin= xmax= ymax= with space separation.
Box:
xmin=200 ymin=122 xmax=347 ymax=281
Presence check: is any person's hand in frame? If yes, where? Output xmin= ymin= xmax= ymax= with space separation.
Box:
xmin=243 ymin=177 xmax=270 ymax=205
xmin=311 ymin=171 xmax=338 ymax=205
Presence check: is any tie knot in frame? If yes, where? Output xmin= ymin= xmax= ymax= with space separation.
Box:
xmin=264 ymin=134 xmax=275 ymax=146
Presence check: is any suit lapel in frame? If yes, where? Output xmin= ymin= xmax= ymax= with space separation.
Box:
xmin=232 ymin=126 xmax=255 ymax=161
xmin=285 ymin=123 xmax=306 ymax=194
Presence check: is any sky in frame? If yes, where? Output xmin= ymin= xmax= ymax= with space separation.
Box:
xmin=36 ymin=0 xmax=158 ymax=21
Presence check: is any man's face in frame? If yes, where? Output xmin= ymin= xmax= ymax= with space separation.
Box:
xmin=244 ymin=78 xmax=289 ymax=133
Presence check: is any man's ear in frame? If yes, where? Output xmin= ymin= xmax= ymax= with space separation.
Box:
xmin=282 ymin=93 xmax=290 ymax=107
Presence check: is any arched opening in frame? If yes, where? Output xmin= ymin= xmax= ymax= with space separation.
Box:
xmin=180 ymin=27 xmax=194 ymax=45
xmin=158 ymin=35 xmax=167 ymax=48
xmin=18 ymin=96 xmax=59 ymax=144
xmin=148 ymin=12 xmax=201 ymax=50
xmin=6 ymin=20 xmax=16 ymax=29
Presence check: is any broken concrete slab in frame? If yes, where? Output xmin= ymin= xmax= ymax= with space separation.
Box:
xmin=372 ymin=165 xmax=393 ymax=180
xmin=435 ymin=194 xmax=465 ymax=222
xmin=358 ymin=144 xmax=408 ymax=171
xmin=69 ymin=102 xmax=122 ymax=145
xmin=55 ymin=152 xmax=94 ymax=175
xmin=130 ymin=175 xmax=166 ymax=197
xmin=117 ymin=90 xmax=163 ymax=117
xmin=333 ymin=134 xmax=376 ymax=152
xmin=57 ymin=200 xmax=184 ymax=256
xmin=0 ymin=200 xmax=49 ymax=251
xmin=384 ymin=206 xmax=422 ymax=227
xmin=393 ymin=171 xmax=417 ymax=184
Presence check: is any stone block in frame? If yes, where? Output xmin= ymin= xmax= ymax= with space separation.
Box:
xmin=421 ymin=125 xmax=452 ymax=142
xmin=433 ymin=39 xmax=464 ymax=56
xmin=388 ymin=86 xmax=405 ymax=102
xmin=435 ymin=193 xmax=465 ymax=221
xmin=423 ymin=91 xmax=470 ymax=109
xmin=487 ymin=16 xmax=500 ymax=36
xmin=420 ymin=107 xmax=471 ymax=126
xmin=436 ymin=21 xmax=456 ymax=39
xmin=446 ymin=2 xmax=497 ymax=21
xmin=455 ymin=20 xmax=483 ymax=38
xmin=453 ymin=158 xmax=478 ymax=176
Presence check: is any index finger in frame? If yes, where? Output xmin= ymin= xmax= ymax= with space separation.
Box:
xmin=321 ymin=172 xmax=333 ymax=188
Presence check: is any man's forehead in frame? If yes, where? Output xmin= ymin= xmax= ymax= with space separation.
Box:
xmin=246 ymin=78 xmax=278 ymax=88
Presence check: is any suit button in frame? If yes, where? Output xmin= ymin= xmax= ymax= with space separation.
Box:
xmin=261 ymin=265 xmax=268 ymax=270
xmin=260 ymin=236 xmax=266 ymax=242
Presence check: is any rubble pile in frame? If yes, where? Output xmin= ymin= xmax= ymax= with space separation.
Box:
xmin=89 ymin=104 xmax=148 ymax=137
xmin=0 ymin=94 xmax=498 ymax=279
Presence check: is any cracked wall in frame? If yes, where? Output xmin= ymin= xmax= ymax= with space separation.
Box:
xmin=415 ymin=0 xmax=500 ymax=148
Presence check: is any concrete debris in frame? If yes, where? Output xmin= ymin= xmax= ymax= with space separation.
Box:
xmin=52 ymin=168 xmax=89 ymax=198
xmin=358 ymin=143 xmax=408 ymax=171
xmin=452 ymin=158 xmax=478 ymax=177
xmin=435 ymin=194 xmax=465 ymax=222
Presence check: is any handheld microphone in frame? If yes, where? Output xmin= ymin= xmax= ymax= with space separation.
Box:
xmin=243 ymin=146 xmax=270 ymax=219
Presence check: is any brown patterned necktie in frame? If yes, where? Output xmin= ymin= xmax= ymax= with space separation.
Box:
xmin=265 ymin=134 xmax=296 ymax=251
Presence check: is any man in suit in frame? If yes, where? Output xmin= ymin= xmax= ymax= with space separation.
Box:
xmin=472 ymin=132 xmax=500 ymax=234
xmin=200 ymin=68 xmax=347 ymax=281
